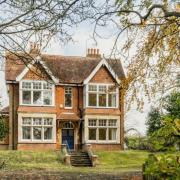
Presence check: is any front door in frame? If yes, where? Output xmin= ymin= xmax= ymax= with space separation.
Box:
xmin=62 ymin=129 xmax=74 ymax=150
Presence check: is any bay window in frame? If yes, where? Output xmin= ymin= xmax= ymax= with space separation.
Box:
xmin=88 ymin=119 xmax=118 ymax=142
xmin=20 ymin=81 xmax=54 ymax=106
xmin=87 ymin=84 xmax=118 ymax=108
xmin=21 ymin=117 xmax=54 ymax=141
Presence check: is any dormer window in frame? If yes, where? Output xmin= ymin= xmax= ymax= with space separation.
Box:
xmin=86 ymin=84 xmax=118 ymax=108
xmin=20 ymin=81 xmax=54 ymax=106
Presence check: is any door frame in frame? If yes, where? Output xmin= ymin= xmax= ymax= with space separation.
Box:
xmin=61 ymin=122 xmax=75 ymax=150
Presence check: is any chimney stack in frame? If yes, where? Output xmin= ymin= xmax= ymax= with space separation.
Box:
xmin=29 ymin=42 xmax=41 ymax=54
xmin=86 ymin=48 xmax=101 ymax=58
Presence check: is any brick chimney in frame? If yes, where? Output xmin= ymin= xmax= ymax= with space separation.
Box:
xmin=86 ymin=48 xmax=101 ymax=58
xmin=29 ymin=42 xmax=41 ymax=54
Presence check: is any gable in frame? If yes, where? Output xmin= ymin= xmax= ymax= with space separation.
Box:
xmin=22 ymin=62 xmax=51 ymax=81
xmin=90 ymin=66 xmax=115 ymax=83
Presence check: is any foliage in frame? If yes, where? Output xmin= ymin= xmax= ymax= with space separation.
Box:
xmin=163 ymin=92 xmax=180 ymax=119
xmin=0 ymin=116 xmax=9 ymax=141
xmin=144 ymin=153 xmax=180 ymax=179
xmin=113 ymin=0 xmax=180 ymax=109
xmin=146 ymin=107 xmax=162 ymax=136
xmin=125 ymin=136 xmax=152 ymax=150
xmin=149 ymin=117 xmax=180 ymax=152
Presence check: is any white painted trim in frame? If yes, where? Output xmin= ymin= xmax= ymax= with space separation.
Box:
xmin=64 ymin=87 xmax=73 ymax=109
xmin=19 ymin=80 xmax=55 ymax=107
xmin=83 ymin=58 xmax=120 ymax=85
xmin=18 ymin=113 xmax=56 ymax=143
xmin=16 ymin=56 xmax=59 ymax=83
xmin=85 ymin=83 xmax=119 ymax=108
xmin=84 ymin=115 xmax=120 ymax=144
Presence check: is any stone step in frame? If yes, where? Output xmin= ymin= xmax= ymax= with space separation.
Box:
xmin=70 ymin=151 xmax=92 ymax=167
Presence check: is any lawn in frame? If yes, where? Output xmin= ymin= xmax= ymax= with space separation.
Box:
xmin=0 ymin=150 xmax=150 ymax=173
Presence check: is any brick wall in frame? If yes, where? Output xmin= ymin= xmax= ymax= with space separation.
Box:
xmin=90 ymin=66 xmax=115 ymax=83
xmin=90 ymin=144 xmax=122 ymax=151
xmin=17 ymin=143 xmax=56 ymax=151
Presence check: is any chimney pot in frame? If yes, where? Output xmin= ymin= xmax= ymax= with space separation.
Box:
xmin=94 ymin=49 xmax=96 ymax=55
xmin=86 ymin=48 xmax=101 ymax=58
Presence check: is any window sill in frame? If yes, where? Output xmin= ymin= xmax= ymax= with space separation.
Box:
xmin=19 ymin=104 xmax=55 ymax=107
xmin=64 ymin=107 xmax=73 ymax=109
xmin=86 ymin=140 xmax=119 ymax=144
xmin=18 ymin=140 xmax=56 ymax=144
xmin=85 ymin=107 xmax=119 ymax=109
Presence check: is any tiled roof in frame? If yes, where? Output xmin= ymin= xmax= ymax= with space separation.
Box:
xmin=57 ymin=112 xmax=80 ymax=121
xmin=5 ymin=53 xmax=125 ymax=83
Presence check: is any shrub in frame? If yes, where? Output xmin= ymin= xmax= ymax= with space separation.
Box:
xmin=0 ymin=116 xmax=9 ymax=141
xmin=143 ymin=154 xmax=180 ymax=179
xmin=125 ymin=136 xmax=152 ymax=150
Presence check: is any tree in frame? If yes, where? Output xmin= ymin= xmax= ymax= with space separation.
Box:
xmin=0 ymin=0 xmax=179 ymax=108
xmin=0 ymin=0 xmax=95 ymax=66
xmin=93 ymin=0 xmax=180 ymax=108
xmin=0 ymin=101 xmax=8 ymax=141
xmin=163 ymin=92 xmax=180 ymax=119
xmin=146 ymin=107 xmax=162 ymax=136
xmin=0 ymin=116 xmax=8 ymax=141
xmin=149 ymin=117 xmax=180 ymax=151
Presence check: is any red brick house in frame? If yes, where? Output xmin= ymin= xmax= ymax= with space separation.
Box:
xmin=1 ymin=47 xmax=125 ymax=151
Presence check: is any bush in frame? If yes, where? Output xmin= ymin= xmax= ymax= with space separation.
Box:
xmin=125 ymin=136 xmax=152 ymax=150
xmin=0 ymin=116 xmax=9 ymax=141
xmin=143 ymin=153 xmax=180 ymax=179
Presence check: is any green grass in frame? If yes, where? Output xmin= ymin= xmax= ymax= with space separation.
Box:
xmin=0 ymin=150 xmax=150 ymax=173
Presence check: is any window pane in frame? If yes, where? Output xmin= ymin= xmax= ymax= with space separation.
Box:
xmin=109 ymin=128 xmax=117 ymax=140
xmin=44 ymin=118 xmax=53 ymax=125
xmin=43 ymin=91 xmax=52 ymax=105
xmin=99 ymin=119 xmax=106 ymax=126
xmin=22 ymin=91 xmax=31 ymax=104
xmin=33 ymin=82 xmax=41 ymax=89
xmin=109 ymin=120 xmax=117 ymax=127
xmin=88 ymin=85 xmax=97 ymax=91
xmin=99 ymin=94 xmax=106 ymax=107
xmin=44 ymin=127 xmax=52 ymax=140
xmin=88 ymin=119 xmax=97 ymax=126
xmin=65 ymin=87 xmax=72 ymax=93
xmin=22 ymin=127 xmax=31 ymax=139
xmin=65 ymin=94 xmax=72 ymax=107
xmin=99 ymin=85 xmax=106 ymax=92
xmin=22 ymin=82 xmax=31 ymax=89
xmin=99 ymin=128 xmax=106 ymax=140
xmin=22 ymin=117 xmax=31 ymax=125
xmin=108 ymin=94 xmax=116 ymax=107
xmin=43 ymin=82 xmax=52 ymax=90
xmin=33 ymin=127 xmax=42 ymax=140
xmin=88 ymin=93 xmax=97 ymax=106
xmin=108 ymin=85 xmax=116 ymax=93
xmin=33 ymin=91 xmax=42 ymax=105
xmin=89 ymin=128 xmax=96 ymax=140
xmin=33 ymin=118 xmax=42 ymax=125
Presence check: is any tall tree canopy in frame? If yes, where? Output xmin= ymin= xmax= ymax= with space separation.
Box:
xmin=0 ymin=0 xmax=179 ymax=108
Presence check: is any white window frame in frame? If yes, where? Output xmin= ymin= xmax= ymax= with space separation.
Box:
xmin=85 ymin=83 xmax=119 ymax=108
xmin=19 ymin=80 xmax=55 ymax=106
xmin=87 ymin=118 xmax=118 ymax=143
xmin=64 ymin=87 xmax=73 ymax=109
xmin=18 ymin=113 xmax=56 ymax=143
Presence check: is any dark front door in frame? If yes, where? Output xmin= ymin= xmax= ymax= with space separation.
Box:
xmin=62 ymin=129 xmax=74 ymax=150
